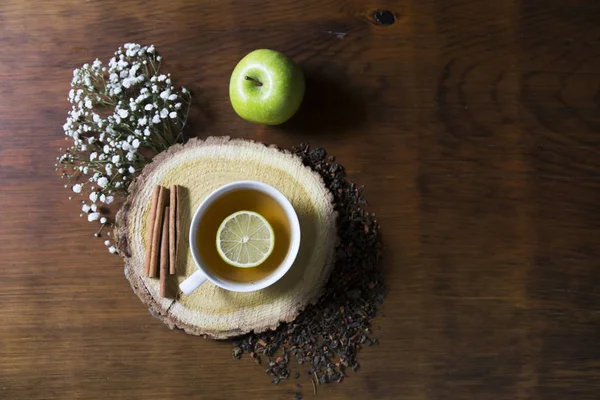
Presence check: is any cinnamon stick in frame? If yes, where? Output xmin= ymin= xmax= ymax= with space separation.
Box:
xmin=175 ymin=185 xmax=181 ymax=269
xmin=160 ymin=206 xmax=170 ymax=297
xmin=169 ymin=185 xmax=177 ymax=275
xmin=149 ymin=186 xmax=167 ymax=278
xmin=144 ymin=185 xmax=161 ymax=276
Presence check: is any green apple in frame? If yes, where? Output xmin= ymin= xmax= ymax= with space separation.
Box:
xmin=229 ymin=49 xmax=305 ymax=125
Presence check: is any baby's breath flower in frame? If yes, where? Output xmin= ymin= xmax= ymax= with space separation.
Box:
xmin=59 ymin=43 xmax=191 ymax=239
xmin=92 ymin=59 xmax=102 ymax=71
xmin=88 ymin=212 xmax=100 ymax=222
xmin=97 ymin=177 xmax=109 ymax=188
xmin=108 ymin=246 xmax=117 ymax=254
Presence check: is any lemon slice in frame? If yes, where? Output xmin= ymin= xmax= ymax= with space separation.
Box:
xmin=216 ymin=211 xmax=275 ymax=268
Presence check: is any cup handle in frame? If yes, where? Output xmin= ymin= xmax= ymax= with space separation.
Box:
xmin=179 ymin=270 xmax=208 ymax=295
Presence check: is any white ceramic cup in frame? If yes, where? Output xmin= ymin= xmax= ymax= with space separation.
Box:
xmin=179 ymin=180 xmax=301 ymax=294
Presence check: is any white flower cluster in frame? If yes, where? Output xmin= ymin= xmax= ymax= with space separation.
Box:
xmin=57 ymin=43 xmax=191 ymax=248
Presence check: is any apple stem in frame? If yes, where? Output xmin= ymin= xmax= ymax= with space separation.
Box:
xmin=245 ymin=76 xmax=263 ymax=86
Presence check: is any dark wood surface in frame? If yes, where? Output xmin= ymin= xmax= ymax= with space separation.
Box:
xmin=2 ymin=1 xmax=600 ymax=399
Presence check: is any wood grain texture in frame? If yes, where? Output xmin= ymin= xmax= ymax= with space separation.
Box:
xmin=1 ymin=0 xmax=599 ymax=399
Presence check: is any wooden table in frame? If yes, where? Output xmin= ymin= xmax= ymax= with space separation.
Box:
xmin=2 ymin=1 xmax=599 ymax=399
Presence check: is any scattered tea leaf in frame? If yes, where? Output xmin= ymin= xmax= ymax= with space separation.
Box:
xmin=232 ymin=347 xmax=242 ymax=359
xmin=231 ymin=144 xmax=385 ymax=386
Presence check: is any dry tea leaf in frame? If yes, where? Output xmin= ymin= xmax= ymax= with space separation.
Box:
xmin=232 ymin=144 xmax=385 ymax=388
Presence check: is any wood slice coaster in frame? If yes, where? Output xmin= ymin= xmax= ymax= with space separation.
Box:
xmin=115 ymin=137 xmax=337 ymax=339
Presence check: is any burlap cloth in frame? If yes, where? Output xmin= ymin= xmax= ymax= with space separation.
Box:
xmin=115 ymin=137 xmax=337 ymax=339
